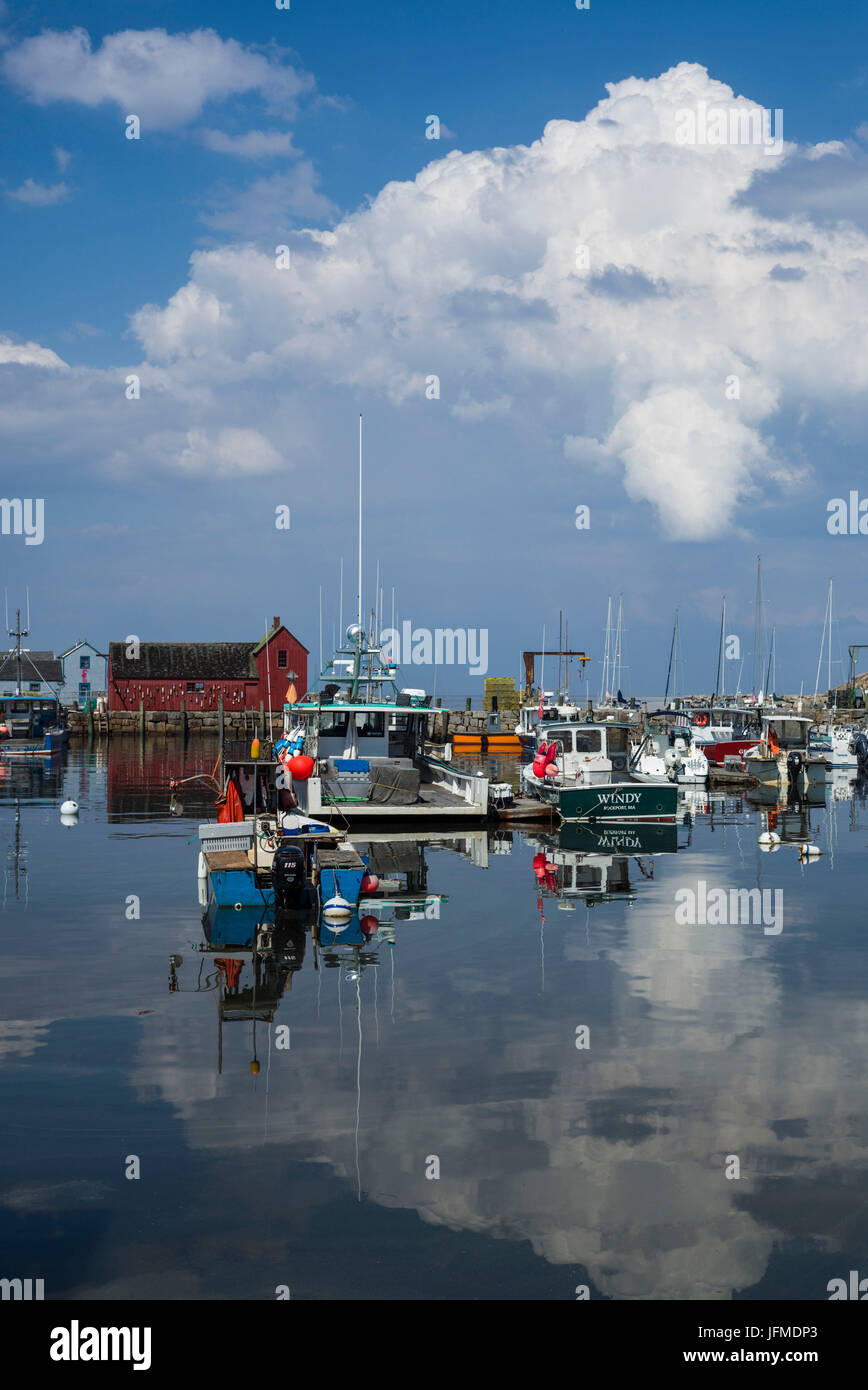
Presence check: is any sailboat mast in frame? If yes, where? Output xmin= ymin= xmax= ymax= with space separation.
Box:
xmin=599 ymin=597 xmax=612 ymax=706
xmin=673 ymin=608 xmax=679 ymax=704
xmin=814 ymin=578 xmax=831 ymax=706
xmin=357 ymin=413 xmax=363 ymax=630
xmin=828 ymin=578 xmax=833 ymax=705
xmin=715 ymin=596 xmax=725 ymax=703
xmin=558 ymin=610 xmax=563 ymax=701
xmin=664 ymin=609 xmax=677 ymax=707
xmin=753 ymin=555 xmax=764 ymax=696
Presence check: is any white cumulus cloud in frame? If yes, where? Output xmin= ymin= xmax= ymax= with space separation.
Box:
xmin=1 ymin=27 xmax=313 ymax=131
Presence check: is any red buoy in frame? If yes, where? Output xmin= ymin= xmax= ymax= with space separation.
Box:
xmin=360 ymin=915 xmax=378 ymax=935
xmin=360 ymin=873 xmax=379 ymax=894
xmin=288 ymin=754 xmax=315 ymax=781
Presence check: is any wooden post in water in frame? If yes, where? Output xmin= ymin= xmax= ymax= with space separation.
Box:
xmin=139 ymin=699 xmax=144 ymax=738
xmin=86 ymin=700 xmax=93 ymax=741
xmin=180 ymin=697 xmax=187 ymax=745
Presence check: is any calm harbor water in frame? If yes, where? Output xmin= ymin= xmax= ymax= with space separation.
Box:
xmin=1 ymin=740 xmax=867 ymax=1301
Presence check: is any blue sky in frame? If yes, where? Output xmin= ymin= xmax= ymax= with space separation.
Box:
xmin=3 ymin=0 xmax=868 ymax=698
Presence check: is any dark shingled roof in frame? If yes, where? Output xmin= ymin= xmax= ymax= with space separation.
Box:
xmin=109 ymin=642 xmax=258 ymax=681
xmin=0 ymin=650 xmax=63 ymax=685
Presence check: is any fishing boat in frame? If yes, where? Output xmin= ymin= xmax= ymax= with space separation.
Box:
xmin=0 ymin=693 xmax=69 ymax=757
xmin=515 ymin=696 xmax=582 ymax=747
xmin=277 ymin=622 xmax=492 ymax=821
xmin=0 ymin=606 xmax=69 ymax=757
xmin=630 ymin=715 xmax=708 ymax=785
xmin=685 ymin=705 xmax=764 ymax=765
xmin=743 ymin=715 xmax=828 ymax=791
xmin=809 ymin=723 xmax=858 ymax=769
xmin=521 ymin=720 xmax=678 ymax=822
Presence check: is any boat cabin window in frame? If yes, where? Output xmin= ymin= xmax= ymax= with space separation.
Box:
xmin=550 ymin=731 xmax=573 ymax=753
xmin=605 ymin=727 xmax=629 ymax=753
xmin=10 ymin=702 xmax=28 ymax=714
xmin=319 ymin=711 xmax=349 ymax=738
xmin=574 ymin=730 xmax=603 ymax=754
xmin=357 ymin=712 xmax=386 ymax=738
xmin=769 ymin=720 xmax=807 ymax=749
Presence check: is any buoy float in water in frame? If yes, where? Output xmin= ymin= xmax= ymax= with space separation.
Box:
xmin=360 ymin=915 xmax=379 ymax=935
xmin=758 ymin=830 xmax=780 ymax=846
xmin=798 ymin=843 xmax=822 ymax=860
xmin=360 ymin=873 xmax=379 ymax=894
xmin=322 ymin=896 xmax=352 ymax=926
xmin=61 ymin=800 xmax=78 ymax=816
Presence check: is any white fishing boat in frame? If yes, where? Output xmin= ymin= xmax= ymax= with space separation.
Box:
xmin=522 ymin=720 xmax=678 ymax=822
xmin=809 ymin=723 xmax=858 ymax=769
xmin=743 ymin=715 xmax=828 ymax=791
xmin=515 ymin=695 xmax=582 ymax=747
xmin=630 ymin=715 xmax=709 ymax=785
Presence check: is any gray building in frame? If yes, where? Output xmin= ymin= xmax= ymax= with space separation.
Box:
xmin=0 ymin=649 xmax=63 ymax=696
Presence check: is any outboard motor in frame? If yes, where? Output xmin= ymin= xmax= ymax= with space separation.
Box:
xmin=853 ymin=731 xmax=868 ymax=770
xmin=786 ymin=750 xmax=803 ymax=783
xmin=272 ymin=841 xmax=307 ymax=909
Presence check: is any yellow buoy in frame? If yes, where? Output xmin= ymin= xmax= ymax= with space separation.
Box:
xmin=251 ymin=737 xmax=261 ymax=760
xmin=250 ymin=1059 xmax=260 ymax=1075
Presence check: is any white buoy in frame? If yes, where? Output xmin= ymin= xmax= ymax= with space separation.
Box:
xmin=798 ymin=843 xmax=822 ymax=860
xmin=758 ymin=830 xmax=780 ymax=846
xmin=60 ymin=800 xmax=78 ymax=816
xmin=323 ymin=895 xmax=352 ymax=919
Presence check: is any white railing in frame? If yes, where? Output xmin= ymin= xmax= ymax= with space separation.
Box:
xmin=423 ymin=757 xmax=489 ymax=809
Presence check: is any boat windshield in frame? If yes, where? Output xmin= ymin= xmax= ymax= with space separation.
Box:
xmin=575 ymin=730 xmax=603 ymax=754
xmin=605 ymin=727 xmax=629 ymax=753
xmin=768 ymin=720 xmax=808 ymax=749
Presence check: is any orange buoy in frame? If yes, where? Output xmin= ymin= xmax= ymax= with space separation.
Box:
xmin=251 ymin=737 xmax=261 ymax=760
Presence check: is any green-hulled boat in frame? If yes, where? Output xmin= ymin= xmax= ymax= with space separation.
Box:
xmin=521 ymin=719 xmax=678 ymax=823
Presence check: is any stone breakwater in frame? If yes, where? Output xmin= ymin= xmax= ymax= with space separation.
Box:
xmin=66 ymin=707 xmax=521 ymax=740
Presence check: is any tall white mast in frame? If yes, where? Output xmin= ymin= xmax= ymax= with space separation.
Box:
xmin=357 ymin=413 xmax=363 ymax=630
xmin=599 ymin=597 xmax=612 ymax=706
xmin=814 ymin=578 xmax=832 ymax=706
xmin=829 ymin=578 xmax=833 ymax=705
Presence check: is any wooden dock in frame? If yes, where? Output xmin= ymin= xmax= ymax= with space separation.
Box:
xmin=315 ymin=782 xmax=489 ymax=821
